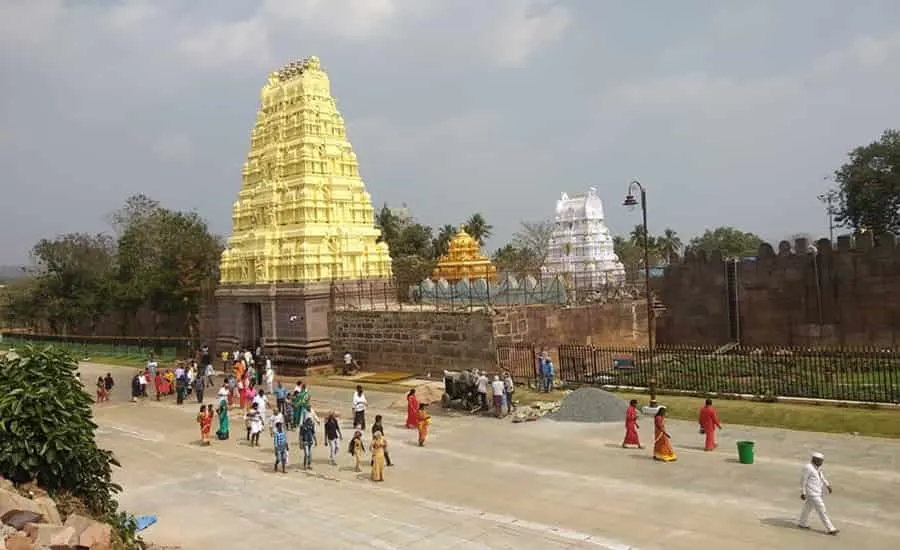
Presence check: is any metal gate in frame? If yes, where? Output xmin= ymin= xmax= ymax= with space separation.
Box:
xmin=496 ymin=343 xmax=537 ymax=385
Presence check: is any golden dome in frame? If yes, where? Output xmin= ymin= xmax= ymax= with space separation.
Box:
xmin=432 ymin=226 xmax=497 ymax=282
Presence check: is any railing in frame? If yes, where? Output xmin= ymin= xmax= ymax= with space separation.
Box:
xmin=550 ymin=344 xmax=900 ymax=404
xmin=1 ymin=332 xmax=192 ymax=364
xmin=496 ymin=343 xmax=538 ymax=386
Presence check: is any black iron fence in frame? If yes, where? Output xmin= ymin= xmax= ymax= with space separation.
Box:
xmin=1 ymin=332 xmax=193 ymax=363
xmin=496 ymin=343 xmax=538 ymax=385
xmin=544 ymin=344 xmax=900 ymax=404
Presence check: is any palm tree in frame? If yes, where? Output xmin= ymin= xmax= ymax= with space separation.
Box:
xmin=434 ymin=224 xmax=456 ymax=257
xmin=657 ymin=228 xmax=682 ymax=264
xmin=375 ymin=204 xmax=401 ymax=246
xmin=464 ymin=213 xmax=493 ymax=246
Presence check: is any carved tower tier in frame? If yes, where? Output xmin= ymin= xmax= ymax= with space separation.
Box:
xmin=215 ymin=56 xmax=393 ymax=370
xmin=543 ymin=187 xmax=626 ymax=287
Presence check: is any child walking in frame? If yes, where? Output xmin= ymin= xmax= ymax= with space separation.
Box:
xmin=348 ymin=430 xmax=365 ymax=472
xmin=273 ymin=422 xmax=289 ymax=473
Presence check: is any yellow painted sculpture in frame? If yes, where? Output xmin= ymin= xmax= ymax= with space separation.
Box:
xmin=219 ymin=56 xmax=392 ymax=285
xmin=431 ymin=227 xmax=497 ymax=283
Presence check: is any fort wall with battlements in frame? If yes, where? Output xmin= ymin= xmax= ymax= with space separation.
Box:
xmin=655 ymin=233 xmax=900 ymax=347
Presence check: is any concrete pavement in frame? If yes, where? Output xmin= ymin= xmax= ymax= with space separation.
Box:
xmin=82 ymin=364 xmax=900 ymax=550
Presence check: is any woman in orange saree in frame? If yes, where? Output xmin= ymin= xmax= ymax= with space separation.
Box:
xmin=416 ymin=403 xmax=431 ymax=446
xmin=653 ymin=408 xmax=677 ymax=462
xmin=405 ymin=389 xmax=419 ymax=429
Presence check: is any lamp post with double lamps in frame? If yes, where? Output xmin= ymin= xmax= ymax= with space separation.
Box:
xmin=623 ymin=179 xmax=658 ymax=408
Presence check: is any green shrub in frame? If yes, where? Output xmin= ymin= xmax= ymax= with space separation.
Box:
xmin=0 ymin=345 xmax=121 ymax=515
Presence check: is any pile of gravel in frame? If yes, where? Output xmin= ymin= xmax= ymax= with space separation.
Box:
xmin=549 ymin=387 xmax=629 ymax=423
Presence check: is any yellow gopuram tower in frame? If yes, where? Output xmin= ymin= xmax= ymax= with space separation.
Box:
xmin=215 ymin=56 xmax=393 ymax=369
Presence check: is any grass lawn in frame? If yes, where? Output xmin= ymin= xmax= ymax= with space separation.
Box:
xmin=515 ymin=387 xmax=900 ymax=439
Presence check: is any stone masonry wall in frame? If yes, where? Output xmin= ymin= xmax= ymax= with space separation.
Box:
xmin=328 ymin=311 xmax=496 ymax=373
xmin=656 ymin=233 xmax=900 ymax=347
xmin=495 ymin=302 xmax=648 ymax=348
xmin=329 ymin=302 xmax=646 ymax=374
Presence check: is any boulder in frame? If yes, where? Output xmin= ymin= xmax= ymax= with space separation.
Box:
xmin=33 ymin=496 xmax=62 ymax=525
xmin=0 ymin=477 xmax=15 ymax=493
xmin=64 ymin=514 xmax=112 ymax=550
xmin=4 ymin=533 xmax=37 ymax=550
xmin=0 ymin=489 xmax=44 ymax=530
xmin=23 ymin=523 xmax=77 ymax=547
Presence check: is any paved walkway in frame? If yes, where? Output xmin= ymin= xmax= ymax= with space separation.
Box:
xmin=83 ymin=364 xmax=900 ymax=550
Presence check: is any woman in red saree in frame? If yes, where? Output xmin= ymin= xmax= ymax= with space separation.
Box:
xmin=622 ymin=399 xmax=642 ymax=448
xmin=198 ymin=405 xmax=212 ymax=446
xmin=653 ymin=407 xmax=677 ymax=462
xmin=405 ymin=389 xmax=419 ymax=429
xmin=698 ymin=398 xmax=722 ymax=451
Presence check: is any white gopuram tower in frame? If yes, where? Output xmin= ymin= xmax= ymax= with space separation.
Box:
xmin=543 ymin=187 xmax=626 ymax=287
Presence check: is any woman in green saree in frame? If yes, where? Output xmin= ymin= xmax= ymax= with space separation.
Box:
xmin=217 ymin=397 xmax=230 ymax=440
xmin=292 ymin=385 xmax=310 ymax=426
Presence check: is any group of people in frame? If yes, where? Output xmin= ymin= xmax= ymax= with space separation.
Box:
xmin=621 ymin=398 xmax=723 ymax=461
xmin=95 ymin=372 xmax=115 ymax=402
xmin=472 ymin=370 xmax=516 ymax=418
xmin=620 ymin=397 xmax=839 ymax=535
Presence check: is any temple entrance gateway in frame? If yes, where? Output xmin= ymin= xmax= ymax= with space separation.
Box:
xmin=214 ymin=56 xmax=393 ymax=371
xmin=243 ymin=302 xmax=263 ymax=349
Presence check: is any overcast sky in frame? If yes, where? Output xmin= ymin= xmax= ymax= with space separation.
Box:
xmin=2 ymin=0 xmax=900 ymax=264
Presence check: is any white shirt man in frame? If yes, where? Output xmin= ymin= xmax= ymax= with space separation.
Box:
xmin=476 ymin=372 xmax=489 ymax=409
xmin=252 ymin=391 xmax=270 ymax=423
xmin=344 ymin=352 xmax=353 ymax=366
xmin=799 ymin=452 xmax=838 ymax=535
xmin=265 ymin=362 xmax=274 ymax=393
xmin=491 ymin=375 xmax=506 ymax=417
xmin=491 ymin=376 xmax=505 ymax=398
xmin=243 ymin=350 xmax=254 ymax=367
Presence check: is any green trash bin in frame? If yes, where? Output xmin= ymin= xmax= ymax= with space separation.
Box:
xmin=736 ymin=440 xmax=755 ymax=464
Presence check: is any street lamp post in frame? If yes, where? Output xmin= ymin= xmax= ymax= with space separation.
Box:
xmin=623 ymin=179 xmax=657 ymax=407
xmin=817 ymin=189 xmax=837 ymax=243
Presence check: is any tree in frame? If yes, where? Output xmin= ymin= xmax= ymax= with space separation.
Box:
xmin=613 ymin=236 xmax=642 ymax=280
xmin=492 ymin=244 xmax=540 ymax=277
xmin=511 ymin=220 xmax=553 ymax=269
xmin=434 ymin=224 xmax=457 ymax=258
xmin=392 ymin=223 xmax=435 ymax=259
xmin=114 ymin=206 xmax=221 ymax=336
xmin=375 ymin=204 xmax=402 ymax=247
xmin=687 ymin=226 xmax=763 ymax=258
xmin=1 ymin=277 xmax=41 ymax=330
xmin=30 ymin=233 xmax=116 ymax=334
xmin=0 ymin=345 xmax=121 ymax=515
xmin=463 ymin=213 xmax=493 ymax=245
xmin=833 ymin=129 xmax=900 ymax=236
xmin=657 ymin=228 xmax=683 ymax=264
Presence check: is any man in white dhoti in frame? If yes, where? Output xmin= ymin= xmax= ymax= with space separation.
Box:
xmin=798 ymin=452 xmax=839 ymax=535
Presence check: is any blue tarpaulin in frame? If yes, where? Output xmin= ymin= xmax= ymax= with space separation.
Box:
xmin=134 ymin=515 xmax=157 ymax=532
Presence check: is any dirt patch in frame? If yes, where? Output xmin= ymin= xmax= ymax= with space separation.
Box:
xmin=389 ymin=384 xmax=445 ymax=409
